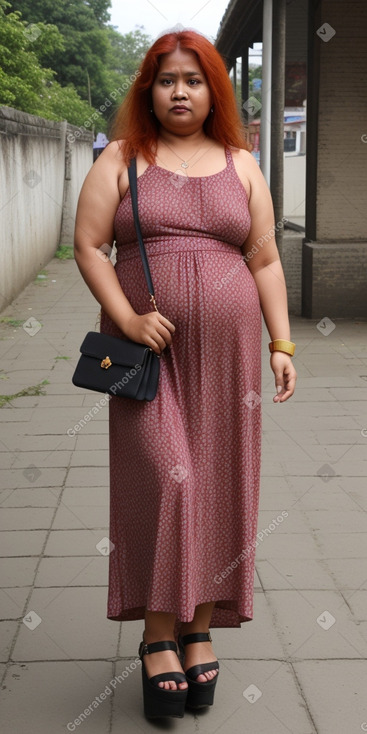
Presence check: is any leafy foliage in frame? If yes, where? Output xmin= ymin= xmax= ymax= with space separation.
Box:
xmin=0 ymin=0 xmax=93 ymax=124
xmin=1 ymin=0 xmax=152 ymax=131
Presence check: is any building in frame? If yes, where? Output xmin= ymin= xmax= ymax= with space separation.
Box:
xmin=216 ymin=0 xmax=367 ymax=318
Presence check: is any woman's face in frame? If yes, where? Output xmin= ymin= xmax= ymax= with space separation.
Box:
xmin=151 ymin=46 xmax=212 ymax=135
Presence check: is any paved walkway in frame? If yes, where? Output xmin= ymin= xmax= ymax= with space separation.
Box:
xmin=1 ymin=254 xmax=367 ymax=734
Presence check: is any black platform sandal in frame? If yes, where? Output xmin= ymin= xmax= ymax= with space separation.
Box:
xmin=177 ymin=631 xmax=219 ymax=709
xmin=138 ymin=637 xmax=188 ymax=719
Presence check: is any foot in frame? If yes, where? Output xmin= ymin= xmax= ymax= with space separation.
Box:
xmin=181 ymin=639 xmax=218 ymax=683
xmin=142 ymin=634 xmax=188 ymax=692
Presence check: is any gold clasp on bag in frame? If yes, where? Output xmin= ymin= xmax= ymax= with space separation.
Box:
xmin=101 ymin=356 xmax=112 ymax=369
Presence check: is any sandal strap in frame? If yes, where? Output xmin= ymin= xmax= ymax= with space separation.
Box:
xmin=148 ymin=671 xmax=187 ymax=687
xmin=139 ymin=639 xmax=177 ymax=659
xmin=179 ymin=631 xmax=212 ymax=645
xmin=185 ymin=661 xmax=219 ymax=681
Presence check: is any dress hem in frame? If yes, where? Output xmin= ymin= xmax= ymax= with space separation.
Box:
xmin=106 ymin=599 xmax=254 ymax=628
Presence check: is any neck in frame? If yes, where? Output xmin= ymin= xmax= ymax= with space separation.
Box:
xmin=158 ymin=128 xmax=207 ymax=149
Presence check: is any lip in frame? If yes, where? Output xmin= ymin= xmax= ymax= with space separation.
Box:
xmin=170 ymin=105 xmax=190 ymax=112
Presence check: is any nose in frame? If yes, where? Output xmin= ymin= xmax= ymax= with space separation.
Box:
xmin=172 ymin=83 xmax=188 ymax=100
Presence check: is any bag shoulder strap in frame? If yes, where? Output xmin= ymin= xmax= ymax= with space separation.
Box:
xmin=128 ymin=157 xmax=158 ymax=311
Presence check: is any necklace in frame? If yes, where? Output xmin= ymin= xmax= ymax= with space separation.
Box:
xmin=156 ymin=142 xmax=216 ymax=176
xmin=160 ymin=137 xmax=208 ymax=169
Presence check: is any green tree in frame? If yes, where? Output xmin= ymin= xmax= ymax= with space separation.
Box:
xmin=8 ymin=0 xmax=111 ymax=105
xmin=0 ymin=0 xmax=92 ymax=125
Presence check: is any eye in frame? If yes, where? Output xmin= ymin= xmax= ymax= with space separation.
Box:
xmin=188 ymin=79 xmax=200 ymax=85
xmin=161 ymin=79 xmax=173 ymax=85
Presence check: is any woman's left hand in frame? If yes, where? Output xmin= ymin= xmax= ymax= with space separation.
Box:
xmin=270 ymin=351 xmax=297 ymax=403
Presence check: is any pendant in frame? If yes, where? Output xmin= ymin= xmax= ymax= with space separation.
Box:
xmin=181 ymin=161 xmax=189 ymax=169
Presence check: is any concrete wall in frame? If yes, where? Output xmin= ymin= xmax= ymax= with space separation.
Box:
xmin=0 ymin=107 xmax=92 ymax=311
xmin=284 ymin=155 xmax=306 ymax=223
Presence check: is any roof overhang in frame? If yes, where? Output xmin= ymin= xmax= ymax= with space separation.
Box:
xmin=215 ymin=0 xmax=263 ymax=62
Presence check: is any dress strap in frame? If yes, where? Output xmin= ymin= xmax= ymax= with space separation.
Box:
xmin=224 ymin=146 xmax=234 ymax=169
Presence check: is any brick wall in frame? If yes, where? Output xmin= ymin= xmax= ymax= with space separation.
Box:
xmin=317 ymin=1 xmax=367 ymax=241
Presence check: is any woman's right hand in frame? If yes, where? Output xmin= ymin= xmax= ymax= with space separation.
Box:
xmin=123 ymin=311 xmax=176 ymax=355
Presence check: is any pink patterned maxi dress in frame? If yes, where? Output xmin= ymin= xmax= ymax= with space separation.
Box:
xmin=100 ymin=147 xmax=262 ymax=631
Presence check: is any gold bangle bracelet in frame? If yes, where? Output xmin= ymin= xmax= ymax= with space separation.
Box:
xmin=269 ymin=339 xmax=296 ymax=356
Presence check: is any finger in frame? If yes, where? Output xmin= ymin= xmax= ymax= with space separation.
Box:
xmin=277 ymin=375 xmax=297 ymax=402
xmin=273 ymin=384 xmax=286 ymax=403
xmin=157 ymin=314 xmax=176 ymax=333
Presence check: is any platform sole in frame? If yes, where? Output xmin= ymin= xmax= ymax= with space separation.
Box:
xmin=142 ymin=666 xmax=188 ymax=719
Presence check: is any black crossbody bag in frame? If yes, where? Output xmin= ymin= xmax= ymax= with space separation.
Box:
xmin=71 ymin=157 xmax=160 ymax=401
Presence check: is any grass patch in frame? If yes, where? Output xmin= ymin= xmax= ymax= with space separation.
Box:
xmin=55 ymin=245 xmax=74 ymax=260
xmin=0 ymin=379 xmax=49 ymax=408
xmin=0 ymin=317 xmax=24 ymax=327
xmin=55 ymin=355 xmax=71 ymax=360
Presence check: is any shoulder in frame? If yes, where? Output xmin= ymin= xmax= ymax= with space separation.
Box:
xmin=230 ymin=147 xmax=269 ymax=201
xmin=95 ymin=140 xmax=126 ymax=168
xmin=230 ymin=147 xmax=262 ymax=177
xmin=83 ymin=140 xmax=129 ymax=197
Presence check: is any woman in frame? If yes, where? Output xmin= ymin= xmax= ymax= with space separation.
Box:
xmin=74 ymin=29 xmax=296 ymax=720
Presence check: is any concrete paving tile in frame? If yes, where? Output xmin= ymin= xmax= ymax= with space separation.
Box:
xmin=342 ymin=486 xmax=367 ymax=512
xmin=1 ymin=396 xmax=40 ymax=408
xmin=212 ymin=593 xmax=284 ymax=660
xmin=303 ymin=510 xmax=367 ymax=534
xmin=256 ymin=559 xmax=336 ymax=591
xmin=0 ymin=621 xmax=18 ymax=662
xmin=330 ymin=387 xmax=367 ymax=401
xmin=65 ymin=467 xmax=109 ymax=488
xmin=286 ymin=485 xmax=359 ymax=511
xmin=0 ymin=409 xmax=34 ymax=422
xmin=323 ymin=558 xmax=367 ymax=590
xmin=263 ymin=429 xmax=319 ymax=446
xmin=0 ymin=508 xmax=54 ymax=531
xmin=35 ymin=556 xmax=108 ymax=587
xmin=44 ymin=529 xmax=109 ymax=556
xmin=266 ymin=590 xmax=367 ymax=659
xmin=312 ymin=428 xmax=367 ymax=444
xmin=258 ymin=462 xmax=284 ymax=476
xmin=255 ymin=532 xmax=320 ymax=560
xmin=0 ymin=451 xmax=71 ymax=469
xmin=0 ymin=488 xmax=61 ymax=508
xmin=76 ymin=434 xmax=109 ymax=451
xmin=343 ymin=591 xmax=367 ymax=621
xmin=66 ymin=419 xmax=109 ymax=434
xmin=279 ymin=459 xmax=366 ymax=478
xmin=1 ymin=661 xmax=113 ymax=733
xmin=52 ymin=504 xmax=109 ymax=530
xmin=0 ymin=557 xmax=38 ymax=587
xmin=258 ymin=510 xmax=310 ymax=534
xmin=12 ymin=588 xmax=118 ymax=661
xmin=69 ymin=451 xmax=109 ymax=467
xmin=60 ymin=487 xmax=109 ymax=506
xmin=0 ymin=588 xmax=30 ymax=619
xmin=46 ymin=382 xmax=89 ymax=395
xmin=316 ymin=532 xmax=367 ymax=558
xmin=112 ymin=658 xmax=316 ymax=734
xmin=1 ymin=468 xmax=66 ymax=490
xmin=267 ymin=415 xmax=361 ymax=431
xmin=293 ymin=661 xmax=367 ymax=734
xmin=27 ymin=394 xmax=86 ymax=407
xmin=0 ymin=530 xmax=47 ymax=557
xmin=0 ymin=434 xmax=76 ymax=453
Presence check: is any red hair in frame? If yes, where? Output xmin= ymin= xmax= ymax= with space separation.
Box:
xmin=109 ymin=30 xmax=249 ymax=165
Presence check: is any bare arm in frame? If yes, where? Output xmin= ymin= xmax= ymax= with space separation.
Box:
xmin=73 ymin=142 xmax=175 ymax=354
xmin=237 ymin=150 xmax=297 ymax=402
